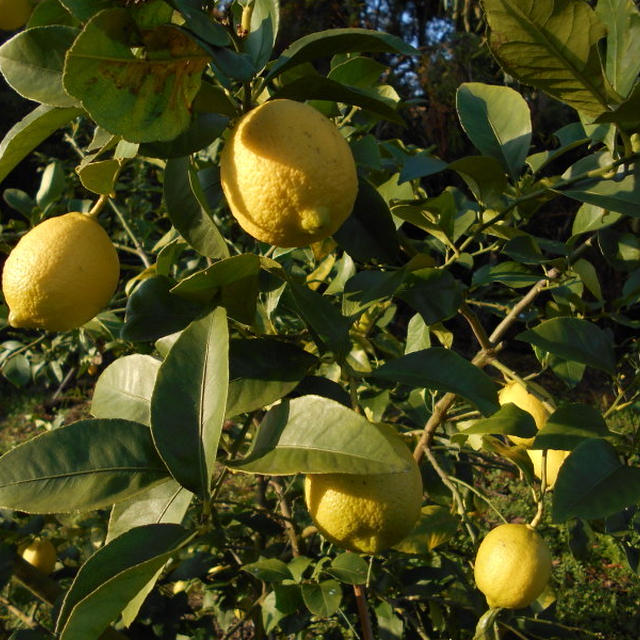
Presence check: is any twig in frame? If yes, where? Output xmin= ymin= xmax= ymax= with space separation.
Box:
xmin=269 ymin=478 xmax=300 ymax=557
xmin=353 ymin=584 xmax=374 ymax=640
xmin=0 ymin=594 xmax=39 ymax=629
xmin=108 ymin=199 xmax=151 ymax=268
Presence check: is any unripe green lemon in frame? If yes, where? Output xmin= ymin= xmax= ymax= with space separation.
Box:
xmin=0 ymin=0 xmax=32 ymax=30
xmin=474 ymin=523 xmax=552 ymax=609
xmin=20 ymin=538 xmax=57 ymax=575
xmin=498 ymin=381 xmax=550 ymax=448
xmin=220 ymin=99 xmax=358 ymax=247
xmin=2 ymin=212 xmax=119 ymax=332
xmin=304 ymin=436 xmax=423 ymax=554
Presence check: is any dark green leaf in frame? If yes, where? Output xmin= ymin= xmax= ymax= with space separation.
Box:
xmin=0 ymin=26 xmax=79 ymax=107
xmin=398 ymin=151 xmax=447 ymax=183
xmin=244 ymin=0 xmax=279 ymax=70
xmin=28 ymin=0 xmax=80 ymax=27
xmin=229 ymin=395 xmax=412 ymax=475
xmin=151 ymin=307 xmax=229 ymax=498
xmin=394 ymin=505 xmax=460 ymax=554
xmin=76 ymin=159 xmax=120 ymax=195
xmin=328 ymin=56 xmax=386 ymax=88
xmin=456 ymin=82 xmax=531 ymax=177
xmin=533 ymin=403 xmax=609 ymax=450
xmin=0 ymin=419 xmax=168 ymax=513
xmin=91 ymin=354 xmax=161 ymax=426
xmin=169 ymin=0 xmax=231 ymax=46
xmin=301 ymin=580 xmax=342 ymax=617
xmin=59 ymin=0 xmax=114 ymax=22
xmin=517 ymin=317 xmax=615 ymax=373
xmin=371 ymin=348 xmax=499 ymax=415
xmin=63 ymin=10 xmax=210 ymax=142
xmin=342 ymin=269 xmax=406 ymax=318
xmin=484 ymin=0 xmax=608 ymax=117
xmin=448 ymin=155 xmax=509 ymax=208
xmin=553 ymin=439 xmax=640 ymax=522
xmin=327 ymin=552 xmax=368 ymax=585
xmin=243 ymin=557 xmax=293 ymax=582
xmin=0 ymin=105 xmax=82 ymax=184
xmin=472 ymin=261 xmax=541 ymax=288
xmin=164 ymin=156 xmax=229 ymax=258
xmin=56 ymin=524 xmax=190 ymax=640
xmin=267 ymin=28 xmax=417 ymax=80
xmin=462 ymin=403 xmax=537 ymax=437
xmin=121 ymin=276 xmax=205 ymax=342
xmin=226 ymin=338 xmax=317 ymax=418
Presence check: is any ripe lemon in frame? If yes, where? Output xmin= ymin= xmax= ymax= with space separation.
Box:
xmin=304 ymin=436 xmax=423 ymax=554
xmin=19 ymin=538 xmax=57 ymax=575
xmin=2 ymin=212 xmax=119 ymax=331
xmin=220 ymin=99 xmax=358 ymax=247
xmin=498 ymin=381 xmax=550 ymax=447
xmin=527 ymin=448 xmax=570 ymax=489
xmin=0 ymin=0 xmax=32 ymax=30
xmin=474 ymin=523 xmax=552 ymax=609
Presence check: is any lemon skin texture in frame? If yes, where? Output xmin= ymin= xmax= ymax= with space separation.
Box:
xmin=304 ymin=438 xmax=423 ymax=554
xmin=498 ymin=381 xmax=550 ymax=447
xmin=2 ymin=212 xmax=120 ymax=331
xmin=0 ymin=0 xmax=32 ymax=30
xmin=220 ymin=99 xmax=358 ymax=247
xmin=474 ymin=523 xmax=552 ymax=609
xmin=527 ymin=448 xmax=570 ymax=489
xmin=20 ymin=538 xmax=57 ymax=575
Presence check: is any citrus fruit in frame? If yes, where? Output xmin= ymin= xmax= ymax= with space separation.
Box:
xmin=2 ymin=212 xmax=120 ymax=331
xmin=220 ymin=99 xmax=358 ymax=247
xmin=0 ymin=0 xmax=32 ymax=30
xmin=498 ymin=381 xmax=550 ymax=447
xmin=304 ymin=435 xmax=423 ymax=554
xmin=19 ymin=538 xmax=57 ymax=575
xmin=474 ymin=523 xmax=552 ymax=609
xmin=527 ymin=448 xmax=570 ymax=489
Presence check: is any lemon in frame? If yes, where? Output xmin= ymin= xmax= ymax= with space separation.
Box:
xmin=474 ymin=523 xmax=552 ymax=609
xmin=527 ymin=448 xmax=570 ymax=489
xmin=304 ymin=436 xmax=423 ymax=554
xmin=498 ymin=381 xmax=550 ymax=447
xmin=2 ymin=212 xmax=119 ymax=331
xmin=220 ymin=99 xmax=358 ymax=247
xmin=0 ymin=0 xmax=32 ymax=30
xmin=20 ymin=538 xmax=57 ymax=575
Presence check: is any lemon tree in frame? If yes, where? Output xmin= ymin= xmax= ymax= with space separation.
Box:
xmin=0 ymin=0 xmax=640 ymax=639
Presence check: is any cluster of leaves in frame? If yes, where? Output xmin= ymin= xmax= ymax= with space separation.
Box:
xmin=1 ymin=0 xmax=640 ymax=638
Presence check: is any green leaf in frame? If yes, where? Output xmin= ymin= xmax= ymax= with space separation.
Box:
xmin=533 ymin=403 xmax=609 ymax=450
xmin=121 ymin=276 xmax=205 ymax=342
xmin=393 ymin=504 xmax=460 ymax=554
xmin=35 ymin=159 xmax=66 ymax=209
xmin=484 ymin=0 xmax=608 ymax=117
xmin=63 ymin=9 xmax=210 ymax=142
xmin=398 ymin=151 xmax=447 ymax=183
xmin=267 ymin=28 xmax=417 ymax=80
xmin=301 ymin=580 xmax=342 ymax=618
xmin=244 ymin=0 xmax=279 ymax=70
xmin=59 ymin=0 xmax=114 ymax=22
xmin=0 ymin=419 xmax=168 ymax=513
xmin=0 ymin=26 xmax=79 ymax=107
xmin=462 ymin=403 xmax=537 ymax=437
xmin=229 ymin=395 xmax=412 ymax=475
xmin=572 ymin=258 xmax=602 ymax=300
xmin=456 ymin=82 xmax=531 ymax=177
xmin=517 ymin=317 xmax=615 ymax=373
xmin=243 ymin=557 xmax=293 ymax=583
xmin=272 ymin=76 xmax=404 ymax=124
xmin=56 ymin=524 xmax=190 ymax=640
xmin=397 ymin=268 xmax=464 ymax=325
xmin=472 ymin=261 xmax=541 ymax=289
xmin=595 ymin=82 xmax=640 ymax=131
xmin=170 ymin=253 xmax=260 ymax=323
xmin=552 ymin=438 xmax=640 ymax=522
xmin=164 ymin=156 xmax=229 ymax=259
xmin=342 ymin=269 xmax=405 ymax=318
xmin=0 ymin=105 xmax=82 ymax=184
xmin=170 ymin=0 xmax=231 ymax=47
xmin=106 ymin=479 xmax=192 ymax=543
xmin=333 ymin=177 xmax=403 ymax=265
xmin=327 ymin=552 xmax=368 ymax=585
xmin=328 ymin=56 xmax=386 ymax=88
xmin=76 ymin=159 xmax=120 ymax=195
xmin=595 ymin=0 xmax=640 ymax=98
xmin=151 ymin=307 xmax=229 ymax=498
xmin=570 ymin=203 xmax=622 ymax=239
xmin=286 ymin=281 xmax=351 ymax=359
xmin=371 ymin=348 xmax=499 ymax=416
xmin=226 ymin=338 xmax=317 ymax=418
xmin=91 ymin=354 xmax=161 ymax=426
xmin=448 ymin=155 xmax=509 ymax=209
xmin=28 ymin=0 xmax=80 ymax=27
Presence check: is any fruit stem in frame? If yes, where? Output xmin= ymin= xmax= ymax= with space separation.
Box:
xmin=87 ymin=194 xmax=109 ymax=219
xmin=353 ymin=584 xmax=374 ymax=640
xmin=530 ymin=449 xmax=548 ymax=529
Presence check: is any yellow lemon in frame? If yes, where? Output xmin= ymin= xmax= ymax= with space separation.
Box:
xmin=20 ymin=538 xmax=57 ymax=575
xmin=220 ymin=99 xmax=358 ymax=247
xmin=498 ymin=381 xmax=550 ymax=447
xmin=0 ymin=0 xmax=32 ymax=30
xmin=2 ymin=212 xmax=119 ymax=331
xmin=474 ymin=523 xmax=552 ymax=609
xmin=304 ymin=436 xmax=423 ymax=554
xmin=527 ymin=448 xmax=570 ymax=489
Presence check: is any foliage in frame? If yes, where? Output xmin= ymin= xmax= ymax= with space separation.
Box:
xmin=0 ymin=0 xmax=640 ymax=639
